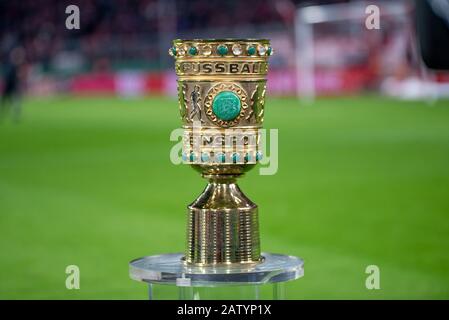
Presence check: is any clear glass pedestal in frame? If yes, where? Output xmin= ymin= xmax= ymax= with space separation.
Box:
xmin=129 ymin=253 xmax=304 ymax=300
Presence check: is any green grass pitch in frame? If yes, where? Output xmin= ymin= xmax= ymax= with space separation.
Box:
xmin=0 ymin=95 xmax=448 ymax=299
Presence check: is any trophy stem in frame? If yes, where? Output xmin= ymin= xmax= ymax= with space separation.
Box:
xmin=185 ymin=175 xmax=261 ymax=265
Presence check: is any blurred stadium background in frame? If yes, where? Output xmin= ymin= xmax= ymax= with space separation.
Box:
xmin=1 ymin=0 xmax=448 ymax=299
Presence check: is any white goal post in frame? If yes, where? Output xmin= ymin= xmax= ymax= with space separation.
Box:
xmin=294 ymin=1 xmax=411 ymax=103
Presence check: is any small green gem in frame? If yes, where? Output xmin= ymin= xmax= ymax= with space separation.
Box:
xmin=247 ymin=46 xmax=256 ymax=55
xmin=188 ymin=46 xmax=198 ymax=55
xmin=267 ymin=46 xmax=272 ymax=55
xmin=189 ymin=152 xmax=196 ymax=162
xmin=217 ymin=45 xmax=228 ymax=56
xmin=201 ymin=153 xmax=209 ymax=162
xmin=244 ymin=153 xmax=251 ymax=162
xmin=232 ymin=153 xmax=240 ymax=163
xmin=217 ymin=153 xmax=226 ymax=163
xmin=212 ymin=91 xmax=241 ymax=121
xmin=256 ymin=151 xmax=263 ymax=161
xmin=171 ymin=47 xmax=177 ymax=56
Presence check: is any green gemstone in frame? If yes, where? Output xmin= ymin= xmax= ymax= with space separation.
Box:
xmin=247 ymin=46 xmax=256 ymax=55
xmin=212 ymin=91 xmax=241 ymax=121
xmin=217 ymin=153 xmax=226 ymax=163
xmin=217 ymin=45 xmax=228 ymax=56
xmin=267 ymin=46 xmax=272 ymax=55
xmin=188 ymin=46 xmax=198 ymax=55
xmin=201 ymin=153 xmax=209 ymax=162
xmin=171 ymin=47 xmax=177 ymax=56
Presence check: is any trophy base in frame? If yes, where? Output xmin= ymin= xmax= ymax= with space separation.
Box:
xmin=129 ymin=253 xmax=304 ymax=300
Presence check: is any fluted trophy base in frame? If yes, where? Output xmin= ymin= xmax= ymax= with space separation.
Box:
xmin=129 ymin=253 xmax=304 ymax=300
xmin=186 ymin=174 xmax=260 ymax=265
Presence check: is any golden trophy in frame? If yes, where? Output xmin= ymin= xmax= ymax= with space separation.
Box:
xmin=130 ymin=39 xmax=303 ymax=300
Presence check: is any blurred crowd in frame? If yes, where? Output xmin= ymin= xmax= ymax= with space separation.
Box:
xmin=2 ymin=0 xmax=434 ymax=101
xmin=0 ymin=0 xmax=353 ymax=72
xmin=1 ymin=0 xmax=161 ymax=71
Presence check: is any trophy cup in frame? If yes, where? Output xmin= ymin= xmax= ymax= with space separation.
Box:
xmin=129 ymin=39 xmax=303 ymax=300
